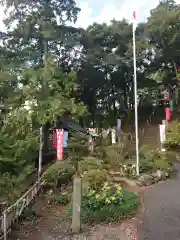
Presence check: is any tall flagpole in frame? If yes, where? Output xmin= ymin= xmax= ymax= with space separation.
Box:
xmin=133 ymin=11 xmax=139 ymax=175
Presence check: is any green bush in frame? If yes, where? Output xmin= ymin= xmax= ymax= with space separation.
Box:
xmin=0 ymin=164 xmax=36 ymax=205
xmin=166 ymin=121 xmax=180 ymax=150
xmin=91 ymin=145 xmax=107 ymax=159
xmin=68 ymin=182 xmax=139 ymax=223
xmin=139 ymin=146 xmax=172 ymax=174
xmin=104 ymin=145 xmax=126 ymax=168
xmin=139 ymin=157 xmax=152 ymax=173
xmin=82 ymin=169 xmax=109 ymax=192
xmin=20 ymin=207 xmax=37 ymax=222
xmin=79 ymin=156 xmax=104 ymax=174
xmin=46 ymin=191 xmax=70 ymax=205
xmin=43 ymin=162 xmax=75 ymax=189
xmin=0 ymin=173 xmax=20 ymax=204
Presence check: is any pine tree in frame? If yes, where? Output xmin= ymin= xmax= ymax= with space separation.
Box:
xmin=0 ymin=0 xmax=87 ymax=183
xmin=1 ymin=0 xmax=82 ymax=69
xmin=68 ymin=131 xmax=89 ymax=174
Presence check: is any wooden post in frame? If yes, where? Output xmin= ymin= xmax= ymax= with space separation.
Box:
xmin=162 ymin=119 xmax=168 ymax=128
xmin=3 ymin=211 xmax=7 ymax=240
xmin=72 ymin=175 xmax=82 ymax=233
xmin=38 ymin=126 xmax=43 ymax=181
xmin=159 ymin=124 xmax=166 ymax=152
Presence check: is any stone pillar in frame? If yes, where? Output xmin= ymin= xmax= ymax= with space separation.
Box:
xmin=71 ymin=175 xmax=82 ymax=233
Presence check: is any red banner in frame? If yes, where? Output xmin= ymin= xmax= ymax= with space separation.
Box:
xmin=56 ymin=129 xmax=64 ymax=160
xmin=165 ymin=107 xmax=171 ymax=121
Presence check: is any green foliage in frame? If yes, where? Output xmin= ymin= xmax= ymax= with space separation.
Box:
xmin=140 ymin=146 xmax=172 ymax=173
xmin=78 ymin=156 xmax=104 ymax=174
xmin=166 ymin=121 xmax=180 ymax=149
xmin=46 ymin=192 xmax=70 ymax=205
xmin=0 ymin=166 xmax=35 ymax=204
xmin=0 ymin=108 xmax=38 ymax=175
xmin=43 ymin=162 xmax=75 ymax=189
xmin=68 ymin=133 xmax=89 ymax=158
xmin=20 ymin=207 xmax=37 ymax=223
xmin=103 ymin=144 xmax=128 ymax=168
xmin=92 ymin=145 xmax=107 ymax=159
xmin=82 ymin=169 xmax=109 ymax=191
xmin=0 ymin=173 xmax=20 ymax=203
xmin=22 ymin=58 xmax=87 ymax=125
xmin=68 ymin=182 xmax=139 ymax=223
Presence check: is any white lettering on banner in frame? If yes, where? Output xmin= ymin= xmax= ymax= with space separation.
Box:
xmin=56 ymin=129 xmax=64 ymax=160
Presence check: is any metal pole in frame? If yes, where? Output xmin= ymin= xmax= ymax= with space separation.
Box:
xmin=133 ymin=26 xmax=139 ymax=175
xmin=38 ymin=126 xmax=43 ymax=180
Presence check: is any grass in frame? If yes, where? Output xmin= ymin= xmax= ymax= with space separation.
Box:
xmin=68 ymin=189 xmax=140 ymax=224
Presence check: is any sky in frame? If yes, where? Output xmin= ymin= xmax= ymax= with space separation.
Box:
xmin=75 ymin=0 xmax=180 ymax=28
xmin=0 ymin=0 xmax=180 ymax=30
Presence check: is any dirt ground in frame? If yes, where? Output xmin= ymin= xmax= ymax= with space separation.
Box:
xmin=9 ymin=192 xmax=140 ymax=240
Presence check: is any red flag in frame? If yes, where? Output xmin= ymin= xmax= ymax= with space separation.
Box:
xmin=133 ymin=11 xmax=136 ymax=20
xmin=132 ymin=11 xmax=137 ymax=31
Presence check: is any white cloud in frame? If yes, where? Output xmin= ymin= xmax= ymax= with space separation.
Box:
xmin=75 ymin=0 xmax=180 ymax=28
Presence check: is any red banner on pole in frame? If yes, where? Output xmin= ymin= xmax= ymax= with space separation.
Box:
xmin=56 ymin=129 xmax=64 ymax=160
xmin=165 ymin=107 xmax=171 ymax=121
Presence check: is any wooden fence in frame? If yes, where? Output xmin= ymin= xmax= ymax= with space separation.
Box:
xmin=0 ymin=178 xmax=43 ymax=240
xmin=0 ymin=155 xmax=72 ymax=240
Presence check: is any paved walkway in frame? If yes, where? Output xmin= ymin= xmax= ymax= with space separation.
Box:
xmin=137 ymin=162 xmax=180 ymax=240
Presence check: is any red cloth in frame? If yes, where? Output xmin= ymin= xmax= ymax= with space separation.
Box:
xmin=165 ymin=107 xmax=171 ymax=121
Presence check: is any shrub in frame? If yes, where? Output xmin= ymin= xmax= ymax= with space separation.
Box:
xmin=166 ymin=121 xmax=180 ymax=150
xmin=68 ymin=182 xmax=139 ymax=223
xmin=92 ymin=145 xmax=107 ymax=159
xmin=104 ymin=145 xmax=126 ymax=168
xmin=139 ymin=157 xmax=152 ymax=173
xmin=46 ymin=191 xmax=70 ymax=205
xmin=78 ymin=156 xmax=104 ymax=174
xmin=20 ymin=207 xmax=37 ymax=222
xmin=0 ymin=173 xmax=20 ymax=204
xmin=43 ymin=162 xmax=75 ymax=189
xmin=0 ymin=164 xmax=36 ymax=205
xmin=139 ymin=146 xmax=172 ymax=174
xmin=82 ymin=169 xmax=109 ymax=192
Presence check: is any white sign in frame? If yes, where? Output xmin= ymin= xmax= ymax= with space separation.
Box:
xmin=111 ymin=129 xmax=116 ymax=144
xmin=159 ymin=124 xmax=166 ymax=143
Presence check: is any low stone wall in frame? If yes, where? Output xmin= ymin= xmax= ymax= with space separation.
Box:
xmin=137 ymin=170 xmax=170 ymax=186
xmin=109 ymin=165 xmax=171 ymax=187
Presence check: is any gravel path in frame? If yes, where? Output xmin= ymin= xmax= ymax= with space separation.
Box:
xmin=137 ymin=162 xmax=180 ymax=240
